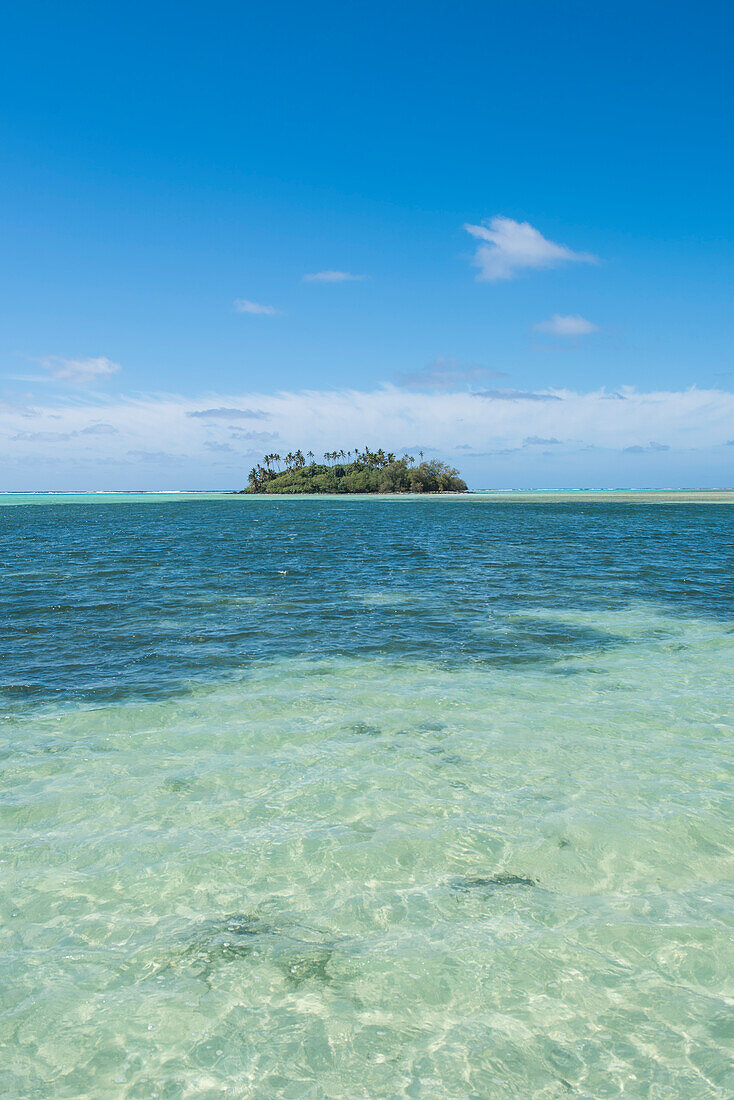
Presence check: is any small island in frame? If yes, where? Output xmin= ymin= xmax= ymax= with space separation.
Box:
xmin=240 ymin=448 xmax=468 ymax=494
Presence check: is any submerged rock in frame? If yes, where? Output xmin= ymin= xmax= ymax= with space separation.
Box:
xmin=426 ymin=745 xmax=463 ymax=765
xmin=278 ymin=947 xmax=334 ymax=987
xmin=450 ymin=873 xmax=537 ymax=891
xmin=171 ymin=913 xmax=336 ymax=988
xmin=176 ymin=913 xmax=273 ymax=975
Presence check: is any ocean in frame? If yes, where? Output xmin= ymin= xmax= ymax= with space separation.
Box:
xmin=1 ymin=494 xmax=732 ymax=1098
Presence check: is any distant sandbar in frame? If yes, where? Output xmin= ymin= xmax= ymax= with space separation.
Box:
xmin=465 ymin=490 xmax=734 ymax=503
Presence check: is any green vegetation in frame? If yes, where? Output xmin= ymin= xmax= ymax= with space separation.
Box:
xmin=241 ymin=449 xmax=468 ymax=494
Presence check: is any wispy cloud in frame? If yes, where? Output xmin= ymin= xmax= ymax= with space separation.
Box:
xmin=40 ymin=356 xmax=121 ymax=384
xmin=127 ymin=449 xmax=181 ymax=463
xmin=302 ymin=271 xmax=364 ymax=283
xmin=233 ymin=299 xmax=282 ymax=315
xmin=396 ymin=356 xmax=507 ymax=390
xmin=204 ymin=441 xmax=235 ymax=453
xmin=533 ymin=314 xmax=599 ymax=336
xmin=476 ymin=389 xmax=563 ymax=402
xmin=229 ymin=429 xmax=280 ymax=443
xmin=524 ymin=436 xmax=561 ymax=445
xmin=623 ymin=441 xmax=670 ymax=453
xmin=187 ymin=407 xmax=270 ymax=420
xmin=11 ymin=430 xmax=75 ymax=443
xmin=80 ymin=423 xmax=118 ymax=436
xmin=464 ymin=216 xmax=597 ymax=281
xmin=11 ymin=422 xmax=117 ymax=442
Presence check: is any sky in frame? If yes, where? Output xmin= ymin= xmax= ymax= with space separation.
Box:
xmin=1 ymin=0 xmax=733 ymax=489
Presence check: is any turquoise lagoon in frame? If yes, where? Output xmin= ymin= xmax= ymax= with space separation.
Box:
xmin=1 ymin=494 xmax=732 ymax=1098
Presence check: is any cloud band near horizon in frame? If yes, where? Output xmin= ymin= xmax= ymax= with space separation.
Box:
xmin=1 ymin=384 xmax=733 ymax=489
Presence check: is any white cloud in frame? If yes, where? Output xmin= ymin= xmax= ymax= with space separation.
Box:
xmin=40 ymin=356 xmax=121 ymax=383
xmin=302 ymin=271 xmax=364 ymax=283
xmin=533 ymin=314 xmax=599 ymax=336
xmin=233 ymin=299 xmax=281 ymax=315
xmin=464 ymin=216 xmax=597 ymax=281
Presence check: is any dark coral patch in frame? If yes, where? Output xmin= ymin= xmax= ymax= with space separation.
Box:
xmin=450 ymin=873 xmax=537 ymax=891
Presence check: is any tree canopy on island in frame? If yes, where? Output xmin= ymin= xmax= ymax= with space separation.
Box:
xmin=241 ymin=448 xmax=468 ymax=494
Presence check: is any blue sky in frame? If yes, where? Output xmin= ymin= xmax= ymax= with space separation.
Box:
xmin=1 ymin=0 xmax=733 ymax=489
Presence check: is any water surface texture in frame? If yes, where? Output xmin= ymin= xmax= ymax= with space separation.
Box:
xmin=1 ymin=497 xmax=733 ymax=1098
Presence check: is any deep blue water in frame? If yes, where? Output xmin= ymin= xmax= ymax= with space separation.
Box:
xmin=1 ymin=498 xmax=732 ymax=710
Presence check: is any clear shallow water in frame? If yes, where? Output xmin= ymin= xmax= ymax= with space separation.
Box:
xmin=1 ymin=498 xmax=733 ymax=1098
